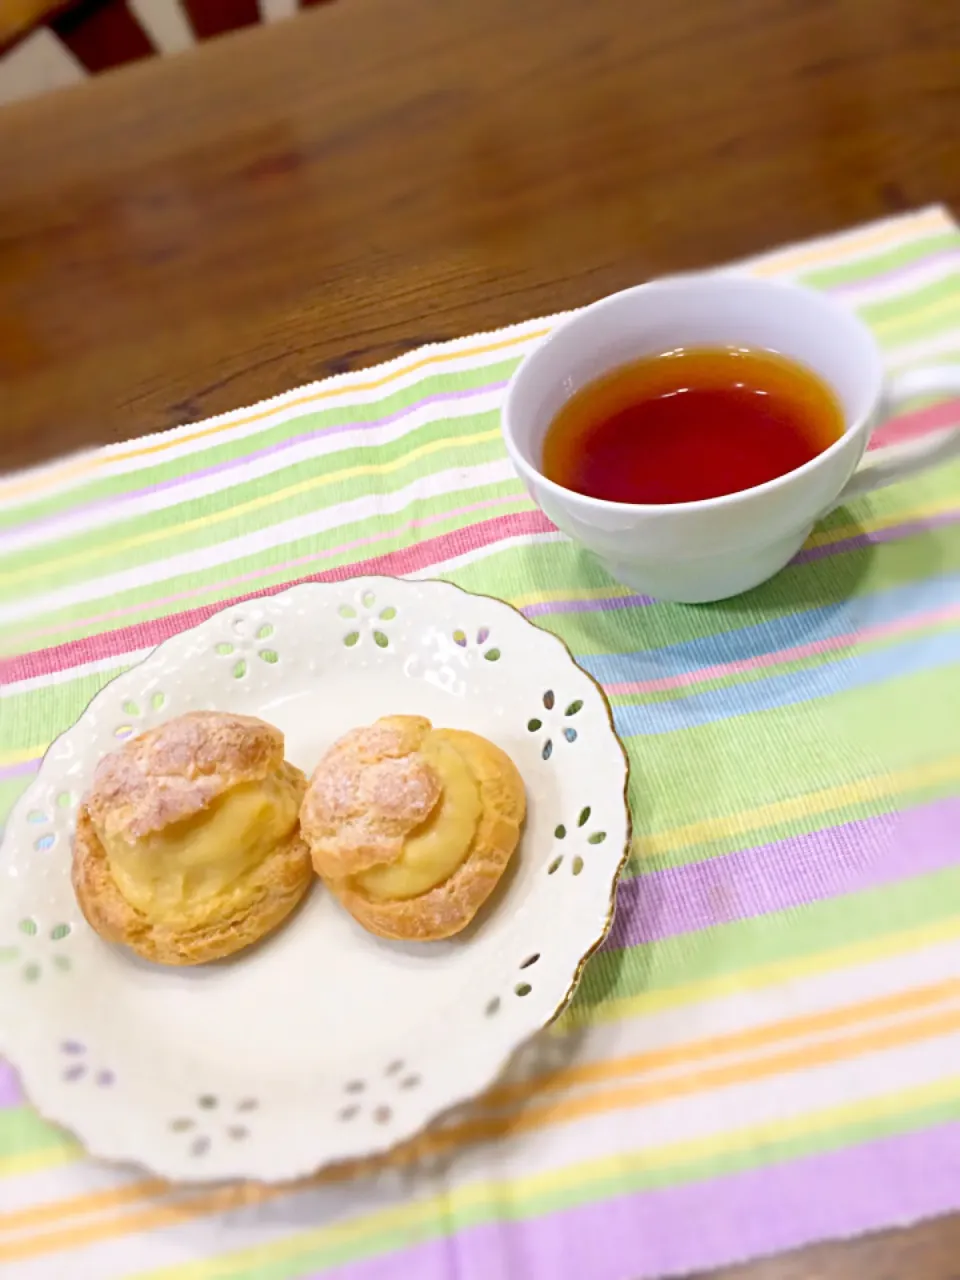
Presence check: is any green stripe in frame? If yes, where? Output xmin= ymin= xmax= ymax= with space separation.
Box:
xmin=0 ymin=1106 xmax=80 ymax=1163
xmin=614 ymin=614 xmax=960 ymax=708
xmin=0 ymin=414 xmax=509 ymax=586
xmin=1 ymin=481 xmax=532 ymax=657
xmin=873 ymin=305 xmax=960 ymax=352
xmin=628 ymin=776 xmax=956 ymax=874
xmin=799 ymin=230 xmax=958 ymax=289
xmin=616 ymin=664 xmax=960 ymax=866
xmin=0 ymin=359 xmax=524 ymax=534
xmin=567 ymin=865 xmax=960 ymax=1025
xmin=524 ymin=498 xmax=960 ymax=664
xmin=3 ymin=216 xmax=960 ymax=1268
xmin=133 ymin=1097 xmax=960 ymax=1280
xmin=858 ymin=273 xmax=960 ymax=329
xmin=0 ymin=670 xmax=137 ymax=758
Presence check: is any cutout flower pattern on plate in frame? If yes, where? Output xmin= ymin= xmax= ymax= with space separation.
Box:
xmin=0 ymin=576 xmax=629 ymax=1183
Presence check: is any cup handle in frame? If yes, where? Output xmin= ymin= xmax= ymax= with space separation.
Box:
xmin=826 ymin=366 xmax=960 ymax=515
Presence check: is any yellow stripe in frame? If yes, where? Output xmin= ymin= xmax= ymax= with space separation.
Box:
xmin=633 ymin=756 xmax=960 ymax=860
xmin=1 ymin=331 xmax=549 ymax=504
xmin=0 ymin=428 xmax=501 ymax=590
xmin=748 ymin=208 xmax=947 ymax=278
xmin=872 ymin=289 xmax=960 ymax=337
xmin=4 ymin=210 xmax=950 ymax=510
xmin=4 ymin=913 xmax=958 ymax=1189
xmin=6 ymin=374 xmax=958 ymax=627
xmin=6 ymin=1000 xmax=959 ymax=1264
xmin=492 ymin=977 xmax=960 ymax=1109
xmin=3 ymin=917 xmax=956 ymax=1196
xmin=571 ymin=913 xmax=960 ymax=1029
xmin=509 ymin=494 xmax=960 ymax=613
xmin=134 ymin=1073 xmax=960 ymax=1280
xmin=509 ymin=584 xmax=638 ymax=609
xmin=7 ymin=974 xmax=957 ymax=1234
xmin=6 ymin=480 xmax=957 ymax=682
xmin=0 ymin=745 xmax=46 ymax=769
xmin=3 ymin=926 xmax=958 ymax=1256
xmin=0 ymin=1145 xmax=78 ymax=1179
xmin=806 ymin=493 xmax=960 ymax=547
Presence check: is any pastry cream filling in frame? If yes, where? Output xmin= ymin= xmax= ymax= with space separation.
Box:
xmin=356 ymin=737 xmax=482 ymax=901
xmin=102 ymin=773 xmax=301 ymax=923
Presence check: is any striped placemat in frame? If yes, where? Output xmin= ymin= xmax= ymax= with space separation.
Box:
xmin=1 ymin=204 xmax=959 ymax=1280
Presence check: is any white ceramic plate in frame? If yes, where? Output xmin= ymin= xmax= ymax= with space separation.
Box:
xmin=0 ymin=577 xmax=630 ymax=1182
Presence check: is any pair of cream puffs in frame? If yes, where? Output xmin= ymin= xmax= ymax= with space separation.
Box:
xmin=72 ymin=711 xmax=526 ymax=966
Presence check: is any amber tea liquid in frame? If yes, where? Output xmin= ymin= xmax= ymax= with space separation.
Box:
xmin=541 ymin=346 xmax=845 ymax=505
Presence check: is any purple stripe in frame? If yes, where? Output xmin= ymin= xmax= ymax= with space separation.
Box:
xmin=3 ymin=508 xmax=958 ymax=782
xmin=2 ymin=383 xmax=507 ymax=544
xmin=605 ymin=797 xmax=960 ymax=952
xmin=826 ymin=247 xmax=960 ymax=296
xmin=524 ymin=507 xmax=960 ymax=620
xmin=522 ymin=592 xmax=654 ymax=618
xmin=0 ymin=758 xmax=39 ymax=782
xmin=315 ymin=1120 xmax=960 ymax=1280
xmin=0 ymin=1061 xmax=22 ymax=1108
xmin=796 ymin=507 xmax=960 ymax=565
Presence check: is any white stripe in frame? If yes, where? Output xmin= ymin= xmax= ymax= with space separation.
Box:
xmin=737 ymin=205 xmax=953 ymax=278
xmin=128 ymin=0 xmax=195 ymax=54
xmin=0 ymin=30 xmax=85 ymax=107
xmin=0 ymin=653 xmax=150 ymax=698
xmin=1 ymin=531 xmax=560 ymax=693
xmin=12 ymin=315 xmax=953 ymax=561
xmin=0 ymin=1157 xmax=162 ymax=1217
xmin=870 ymin=424 xmax=960 ymax=465
xmin=6 ymin=936 xmax=959 ymax=1271
xmin=0 ymin=459 xmax=520 ymax=628
xmin=13 ymin=1015 xmax=959 ymax=1278
xmin=886 ymin=328 xmax=960 ymax=371
xmin=0 ymin=315 xmax=561 ymax=510
xmin=0 ymin=206 xmax=954 ymax=512
xmin=831 ymin=256 xmax=960 ymax=308
xmin=410 ymin=531 xmax=567 ymax=578
xmin=0 ymin=390 xmax=509 ymax=555
xmin=1 ymin=207 xmax=954 ymax=514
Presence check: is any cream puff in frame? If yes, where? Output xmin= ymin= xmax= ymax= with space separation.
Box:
xmin=300 ymin=715 xmax=525 ymax=941
xmin=72 ymin=711 xmax=311 ymax=965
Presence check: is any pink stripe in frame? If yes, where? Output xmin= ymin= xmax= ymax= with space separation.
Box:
xmin=607 ymin=601 xmax=960 ymax=696
xmin=0 ymin=510 xmax=556 ymax=688
xmin=7 ymin=401 xmax=957 ymax=653
xmin=13 ymin=495 xmax=527 ymax=648
xmin=827 ymin=246 xmax=960 ymax=297
xmin=868 ymin=397 xmax=960 ymax=450
xmin=1 ymin=383 xmax=509 ymax=549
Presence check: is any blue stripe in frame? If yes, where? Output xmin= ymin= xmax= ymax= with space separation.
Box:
xmin=577 ymin=573 xmax=960 ymax=692
xmin=609 ymin=631 xmax=960 ymax=735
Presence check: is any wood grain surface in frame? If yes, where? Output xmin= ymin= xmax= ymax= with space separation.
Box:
xmin=0 ymin=1 xmax=959 ymax=1274
xmin=0 ymin=0 xmax=958 ymax=471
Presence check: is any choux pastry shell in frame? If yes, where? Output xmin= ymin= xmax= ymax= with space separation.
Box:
xmin=300 ymin=715 xmax=525 ymax=941
xmin=72 ymin=711 xmax=311 ymax=965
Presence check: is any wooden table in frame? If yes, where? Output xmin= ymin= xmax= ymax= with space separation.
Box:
xmin=1 ymin=0 xmax=958 ymax=473
xmin=0 ymin=0 xmax=958 ymax=1274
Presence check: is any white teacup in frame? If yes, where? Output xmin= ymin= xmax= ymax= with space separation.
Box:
xmin=501 ymin=275 xmax=960 ymax=603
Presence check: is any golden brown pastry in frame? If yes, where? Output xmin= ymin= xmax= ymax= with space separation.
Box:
xmin=300 ymin=715 xmax=525 ymax=941
xmin=72 ymin=711 xmax=312 ymax=965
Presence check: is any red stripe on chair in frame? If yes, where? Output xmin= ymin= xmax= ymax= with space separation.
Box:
xmin=51 ymin=0 xmax=154 ymax=71
xmin=180 ymin=0 xmax=259 ymax=38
